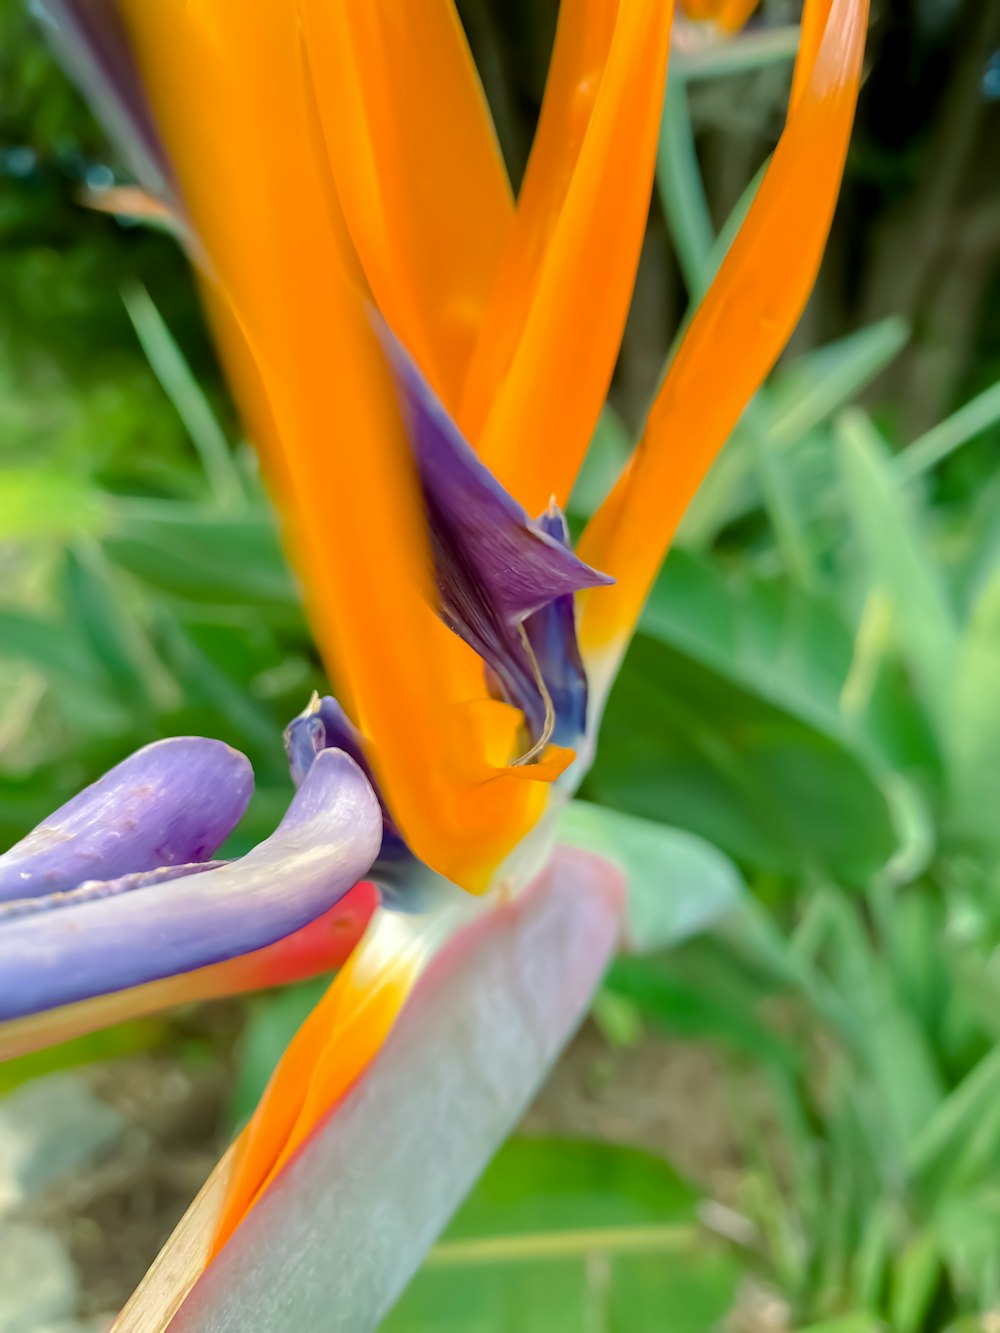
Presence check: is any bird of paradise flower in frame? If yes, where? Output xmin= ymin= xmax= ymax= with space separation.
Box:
xmin=4 ymin=0 xmax=868 ymax=1325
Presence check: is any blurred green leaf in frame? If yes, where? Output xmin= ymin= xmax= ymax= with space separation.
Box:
xmin=889 ymin=1231 xmax=942 ymax=1333
xmin=0 ymin=607 xmax=102 ymax=684
xmin=658 ymin=76 xmax=714 ymax=298
xmin=836 ymin=409 xmax=957 ymax=740
xmin=794 ymin=1317 xmax=884 ymax=1333
xmin=103 ymin=499 xmax=299 ymax=614
xmin=907 ymin=1045 xmax=1000 ymax=1197
xmin=0 ymin=1018 xmax=166 ymax=1094
xmin=850 ymin=1198 xmax=898 ymax=1313
xmin=64 ymin=542 xmax=178 ymax=711
xmin=769 ymin=319 xmax=911 ymax=451
xmin=681 ymin=320 xmax=909 ymax=548
xmin=558 ymin=799 xmax=744 ymax=952
xmin=897 ymin=378 xmax=1000 ymax=483
xmin=948 ymin=557 xmax=1000 ymax=848
xmin=385 ymin=1139 xmax=739 ymax=1333
xmin=933 ymin=1191 xmax=1000 ymax=1312
xmin=672 ymin=27 xmax=800 ymax=82
xmin=568 ymin=406 xmax=631 ymax=518
xmin=589 ymin=553 xmax=900 ymax=881
xmin=154 ymin=609 xmax=279 ymax=759
xmin=0 ymin=466 xmax=105 ymax=540
xmin=122 ymin=283 xmax=246 ymax=509
xmin=812 ymin=888 xmax=945 ymax=1152
xmin=607 ymin=939 xmax=798 ymax=1070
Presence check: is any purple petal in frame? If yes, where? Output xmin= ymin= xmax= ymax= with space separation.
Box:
xmin=0 ymin=861 xmax=227 ymax=921
xmin=138 ymin=846 xmax=625 ymax=1331
xmin=378 ymin=325 xmax=611 ymax=744
xmin=0 ymin=749 xmax=381 ymax=1020
xmin=0 ymin=737 xmax=253 ymax=904
xmin=523 ymin=506 xmax=591 ymax=746
xmin=33 ymin=0 xmax=176 ymax=203
xmin=285 ymin=695 xmax=407 ymax=860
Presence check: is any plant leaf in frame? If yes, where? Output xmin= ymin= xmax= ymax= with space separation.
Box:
xmin=836 ymin=409 xmax=957 ymax=741
xmin=558 ymin=799 xmax=744 ymax=951
xmin=587 ymin=553 xmax=902 ymax=882
xmin=384 ymin=1139 xmax=740 ymax=1333
xmin=103 ymin=500 xmax=300 ymax=616
xmin=948 ymin=555 xmax=1000 ymax=848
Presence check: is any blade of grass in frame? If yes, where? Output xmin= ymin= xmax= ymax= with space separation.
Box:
xmin=770 ymin=317 xmax=910 ymax=449
xmin=672 ymin=27 xmax=800 ymax=82
xmin=123 ymin=284 xmax=246 ymax=509
xmin=836 ymin=408 xmax=957 ymax=740
xmin=896 ymin=378 xmax=1000 ymax=483
xmin=657 ymin=77 xmax=714 ymax=300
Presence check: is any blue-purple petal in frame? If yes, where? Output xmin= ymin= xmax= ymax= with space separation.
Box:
xmin=378 ymin=324 xmax=611 ymax=745
xmin=0 ymin=737 xmax=253 ymax=904
xmin=285 ymin=695 xmax=408 ymax=861
xmin=523 ymin=506 xmax=591 ymax=746
xmin=0 ymin=861 xmax=226 ymax=921
xmin=0 ymin=748 xmax=381 ymax=1020
xmin=34 ymin=0 xmax=176 ymax=203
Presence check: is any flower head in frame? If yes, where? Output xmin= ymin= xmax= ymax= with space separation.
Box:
xmin=15 ymin=0 xmax=870 ymax=1310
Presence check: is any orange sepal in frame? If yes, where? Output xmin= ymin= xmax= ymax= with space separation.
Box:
xmin=117 ymin=0 xmax=559 ymax=892
xmin=680 ymin=0 xmax=759 ymax=32
xmin=460 ymin=0 xmax=674 ymax=516
xmin=211 ymin=907 xmax=429 ymax=1255
xmin=298 ymin=0 xmax=512 ymax=415
xmin=578 ymin=0 xmax=869 ymax=674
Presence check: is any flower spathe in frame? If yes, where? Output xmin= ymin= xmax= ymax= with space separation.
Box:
xmin=23 ymin=0 xmax=871 ymax=1298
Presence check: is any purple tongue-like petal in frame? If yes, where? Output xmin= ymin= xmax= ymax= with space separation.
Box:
xmin=34 ymin=0 xmax=176 ymax=204
xmin=0 ymin=749 xmax=381 ymax=1021
xmin=0 ymin=861 xmax=227 ymax=921
xmin=0 ymin=737 xmax=254 ymax=903
xmin=378 ymin=325 xmax=611 ymax=743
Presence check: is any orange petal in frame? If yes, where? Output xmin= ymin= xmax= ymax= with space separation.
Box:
xmin=680 ymin=0 xmax=759 ymax=32
xmin=118 ymin=0 xmax=555 ymax=890
xmin=459 ymin=0 xmax=673 ymax=515
xmin=578 ymin=0 xmax=868 ymax=679
xmin=298 ymin=0 xmax=513 ymax=415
